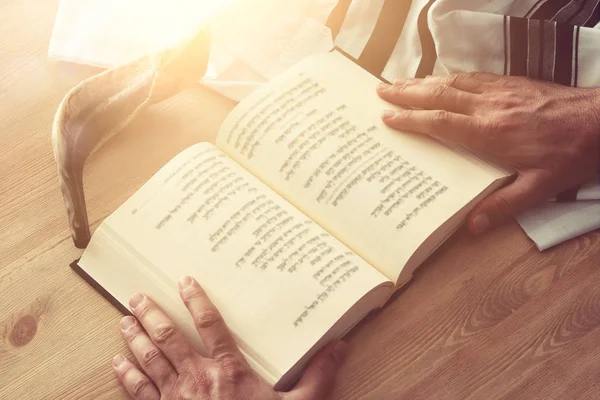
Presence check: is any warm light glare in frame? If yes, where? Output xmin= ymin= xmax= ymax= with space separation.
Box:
xmin=50 ymin=0 xmax=336 ymax=72
xmin=112 ymin=0 xmax=239 ymax=50
xmin=51 ymin=0 xmax=240 ymax=67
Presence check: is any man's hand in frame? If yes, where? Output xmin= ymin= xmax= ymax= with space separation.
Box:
xmin=113 ymin=276 xmax=348 ymax=399
xmin=377 ymin=73 xmax=600 ymax=234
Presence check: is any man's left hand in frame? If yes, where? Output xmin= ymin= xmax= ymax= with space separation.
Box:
xmin=377 ymin=73 xmax=600 ymax=234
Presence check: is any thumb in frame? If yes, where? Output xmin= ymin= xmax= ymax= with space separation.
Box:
xmin=468 ymin=172 xmax=552 ymax=234
xmin=286 ymin=341 xmax=349 ymax=400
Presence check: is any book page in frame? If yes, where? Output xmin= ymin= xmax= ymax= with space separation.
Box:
xmin=79 ymin=142 xmax=391 ymax=385
xmin=216 ymin=51 xmax=508 ymax=282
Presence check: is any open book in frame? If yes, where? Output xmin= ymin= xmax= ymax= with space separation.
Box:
xmin=76 ymin=51 xmax=511 ymax=390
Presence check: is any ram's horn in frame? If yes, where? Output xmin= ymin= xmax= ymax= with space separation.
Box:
xmin=52 ymin=26 xmax=211 ymax=248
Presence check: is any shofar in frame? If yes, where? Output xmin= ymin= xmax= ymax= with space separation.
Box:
xmin=52 ymin=26 xmax=211 ymax=249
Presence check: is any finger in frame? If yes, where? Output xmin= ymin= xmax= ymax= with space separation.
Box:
xmin=286 ymin=341 xmax=348 ymax=400
xmin=113 ymin=354 xmax=160 ymax=400
xmin=468 ymin=172 xmax=555 ymax=234
xmin=179 ymin=276 xmax=242 ymax=360
xmin=129 ymin=293 xmax=197 ymax=371
xmin=377 ymin=81 xmax=478 ymax=114
xmin=381 ymin=109 xmax=484 ymax=149
xmin=424 ymin=74 xmax=489 ymax=94
xmin=392 ymin=72 xmax=506 ymax=93
xmin=393 ymin=78 xmax=422 ymax=88
xmin=120 ymin=316 xmax=177 ymax=391
xmin=395 ymin=75 xmax=485 ymax=94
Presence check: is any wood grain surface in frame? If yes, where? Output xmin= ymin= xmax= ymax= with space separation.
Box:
xmin=1 ymin=1 xmax=600 ymax=399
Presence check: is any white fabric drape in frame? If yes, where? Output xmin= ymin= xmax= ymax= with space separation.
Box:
xmin=48 ymin=0 xmax=600 ymax=250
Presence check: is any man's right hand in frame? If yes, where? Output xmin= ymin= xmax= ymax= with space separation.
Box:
xmin=113 ymin=276 xmax=348 ymax=400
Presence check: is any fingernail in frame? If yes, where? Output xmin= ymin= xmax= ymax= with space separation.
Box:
xmin=472 ymin=214 xmax=490 ymax=234
xmin=179 ymin=276 xmax=193 ymax=290
xmin=120 ymin=316 xmax=135 ymax=330
xmin=113 ymin=354 xmax=125 ymax=367
xmin=129 ymin=293 xmax=144 ymax=309
xmin=381 ymin=110 xmax=396 ymax=120
xmin=377 ymin=82 xmax=391 ymax=91
xmin=332 ymin=341 xmax=349 ymax=364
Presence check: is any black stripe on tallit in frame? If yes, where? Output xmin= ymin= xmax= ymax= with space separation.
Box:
xmin=573 ymin=25 xmax=580 ymax=86
xmin=530 ymin=0 xmax=571 ymax=20
xmin=415 ymin=0 xmax=437 ymax=78
xmin=326 ymin=0 xmax=353 ymax=40
xmin=553 ymin=22 xmax=574 ymax=85
xmin=503 ymin=15 xmax=509 ymax=75
xmin=580 ymin=0 xmax=600 ymax=26
xmin=509 ymin=17 xmax=528 ymax=76
xmin=357 ymin=0 xmax=412 ymax=78
xmin=525 ymin=0 xmax=549 ymax=18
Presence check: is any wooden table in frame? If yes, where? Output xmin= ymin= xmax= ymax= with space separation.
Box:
xmin=2 ymin=1 xmax=600 ymax=399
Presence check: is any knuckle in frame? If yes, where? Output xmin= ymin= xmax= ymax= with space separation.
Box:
xmin=315 ymin=359 xmax=336 ymax=383
xmin=483 ymin=117 xmax=500 ymax=133
xmin=152 ymin=324 xmax=179 ymax=345
xmin=124 ymin=329 xmax=139 ymax=345
xmin=398 ymin=109 xmax=414 ymax=120
xmin=432 ymin=84 xmax=450 ymax=100
xmin=132 ymin=377 xmax=152 ymax=396
xmin=504 ymin=91 xmax=521 ymax=103
xmin=211 ymin=338 xmax=236 ymax=358
xmin=122 ymin=325 xmax=144 ymax=343
xmin=141 ymin=347 xmax=163 ymax=365
xmin=117 ymin=367 xmax=132 ymax=381
xmin=442 ymin=74 xmax=459 ymax=86
xmin=135 ymin=304 xmax=152 ymax=320
xmin=194 ymin=309 xmax=224 ymax=330
xmin=220 ymin=356 xmax=248 ymax=380
xmin=181 ymin=286 xmax=203 ymax=302
xmin=489 ymin=92 xmax=521 ymax=110
xmin=494 ymin=195 xmax=514 ymax=217
xmin=433 ymin=109 xmax=449 ymax=120
xmin=390 ymin=84 xmax=406 ymax=96
xmin=431 ymin=110 xmax=451 ymax=126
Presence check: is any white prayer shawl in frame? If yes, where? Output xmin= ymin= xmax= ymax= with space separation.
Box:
xmin=48 ymin=0 xmax=600 ymax=91
xmin=330 ymin=0 xmax=600 ymax=87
